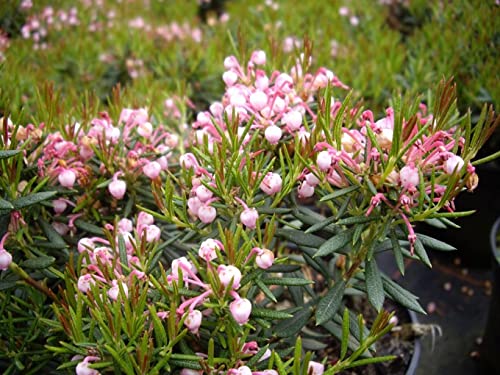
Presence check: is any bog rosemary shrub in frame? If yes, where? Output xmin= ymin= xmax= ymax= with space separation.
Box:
xmin=0 ymin=46 xmax=498 ymax=374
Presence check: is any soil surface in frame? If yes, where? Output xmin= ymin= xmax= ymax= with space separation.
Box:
xmin=378 ymin=250 xmax=494 ymax=374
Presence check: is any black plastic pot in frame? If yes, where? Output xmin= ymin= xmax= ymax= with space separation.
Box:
xmin=406 ymin=310 xmax=421 ymax=375
xmin=480 ymin=217 xmax=500 ymax=374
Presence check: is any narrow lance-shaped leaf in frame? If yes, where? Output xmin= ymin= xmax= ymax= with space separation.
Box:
xmin=0 ymin=150 xmax=21 ymax=159
xmin=365 ymin=258 xmax=384 ymax=311
xmin=314 ymin=229 xmax=353 ymax=258
xmin=382 ymin=276 xmax=426 ymax=314
xmin=316 ymin=279 xmax=346 ymax=325
xmin=12 ymin=191 xmax=57 ymax=209
xmin=0 ymin=198 xmax=13 ymax=210
xmin=23 ymin=255 xmax=56 ymax=269
xmin=320 ymin=185 xmax=359 ymax=202
xmin=276 ymin=228 xmax=324 ymax=248
xmin=416 ymin=233 xmax=456 ymax=251
xmin=390 ymin=229 xmax=405 ymax=275
xmin=252 ymin=307 xmax=293 ymax=320
xmin=275 ymin=307 xmax=312 ymax=337
xmin=413 ymin=238 xmax=432 ymax=268
xmin=340 ymin=308 xmax=350 ymax=360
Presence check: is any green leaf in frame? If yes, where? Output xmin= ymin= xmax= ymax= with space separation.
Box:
xmin=39 ymin=219 xmax=66 ymax=249
xmin=416 ymin=233 xmax=456 ymax=251
xmin=365 ymin=258 xmax=384 ymax=311
xmin=314 ymin=230 xmax=353 ymax=257
xmin=246 ymin=345 xmax=270 ymax=367
xmin=389 ymin=230 xmax=405 ymax=275
xmin=0 ymin=150 xmax=21 ymax=159
xmin=424 ymin=218 xmax=447 ymax=229
xmin=321 ymin=320 xmax=363 ymax=356
xmin=336 ymin=216 xmax=378 ymax=226
xmin=22 ymin=256 xmax=56 ymax=269
xmin=74 ymin=220 xmax=104 ymax=235
xmin=346 ymin=355 xmax=397 ymax=368
xmin=0 ymin=280 xmax=18 ymax=290
xmin=275 ymin=307 xmax=312 ymax=337
xmin=263 ymin=277 xmax=312 ymax=286
xmin=276 ymin=229 xmax=324 ymax=248
xmin=255 ymin=279 xmax=277 ymax=303
xmin=252 ymin=307 xmax=293 ymax=320
xmin=320 ymin=185 xmax=359 ymax=202
xmin=267 ymin=264 xmax=302 ymax=273
xmin=12 ymin=191 xmax=57 ymax=209
xmin=382 ymin=276 xmax=426 ymax=314
xmin=414 ymin=238 xmax=432 ymax=267
xmin=118 ymin=235 xmax=129 ymax=270
xmin=340 ymin=308 xmax=350 ymax=360
xmin=305 ymin=215 xmax=336 ymax=234
xmin=0 ymin=198 xmax=13 ymax=210
xmin=316 ymin=280 xmax=346 ymax=325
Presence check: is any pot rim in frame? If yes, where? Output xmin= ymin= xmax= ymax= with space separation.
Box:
xmin=491 ymin=217 xmax=500 ymax=261
xmin=405 ymin=309 xmax=421 ymax=375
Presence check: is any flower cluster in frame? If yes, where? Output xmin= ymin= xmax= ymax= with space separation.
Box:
xmin=76 ymin=212 xmax=158 ymax=299
xmin=190 ymin=50 xmax=347 ymax=152
xmin=297 ymin=105 xmax=478 ymax=252
xmin=0 ymin=29 xmax=9 ymax=62
xmin=21 ymin=6 xmax=79 ymax=49
xmin=32 ymin=108 xmax=178 ymax=235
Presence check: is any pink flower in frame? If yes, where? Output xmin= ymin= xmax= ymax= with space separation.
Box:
xmin=218 ymin=265 xmax=241 ymax=289
xmin=184 ymin=309 xmax=202 ymax=333
xmin=0 ymin=249 xmax=12 ymax=271
xmin=76 ymin=356 xmax=101 ymax=375
xmin=108 ymin=178 xmax=126 ymax=199
xmin=249 ymin=90 xmax=268 ymax=111
xmin=77 ymin=237 xmax=95 ymax=253
xmin=282 ymin=110 xmax=302 ymax=131
xmin=375 ymin=128 xmax=393 ymax=150
xmin=443 ymin=154 xmax=464 ymax=174
xmin=145 ymin=224 xmax=161 ymax=242
xmin=171 ymin=257 xmax=195 ymax=280
xmin=108 ymin=280 xmax=128 ymax=301
xmin=118 ymin=218 xmax=133 ymax=233
xmin=251 ymin=50 xmax=266 ymax=65
xmin=265 ymin=125 xmax=282 ymax=144
xmin=180 ymin=370 xmax=202 ymax=375
xmin=195 ymin=184 xmax=213 ymax=202
xmin=58 ymin=168 xmax=76 ymax=188
xmin=52 ymin=198 xmax=68 ymax=214
xmin=77 ymin=274 xmax=95 ymax=293
xmin=255 ymin=248 xmax=275 ymax=269
xmin=137 ymin=121 xmax=153 ymax=138
xmin=308 ymin=361 xmax=325 ymax=375
xmin=187 ymin=196 xmax=202 ymax=216
xmin=223 ymin=71 xmax=238 ymax=86
xmin=298 ymin=181 xmax=315 ymax=198
xmin=317 ymin=151 xmax=332 ymax=171
xmin=260 ymin=172 xmax=282 ymax=195
xmin=399 ymin=165 xmax=419 ymax=189
xmin=224 ymin=55 xmax=239 ymax=70
xmin=228 ymin=367 xmax=252 ymax=375
xmin=137 ymin=212 xmax=154 ymax=230
xmin=240 ymin=207 xmax=258 ymax=229
xmin=241 ymin=341 xmax=259 ymax=354
xmin=143 ymin=161 xmax=162 ymax=179
xmin=199 ymin=238 xmax=222 ymax=261
xmin=230 ymin=298 xmax=252 ymax=325
xmin=305 ymin=172 xmax=320 ymax=187
xmin=198 ymin=204 xmax=217 ymax=224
